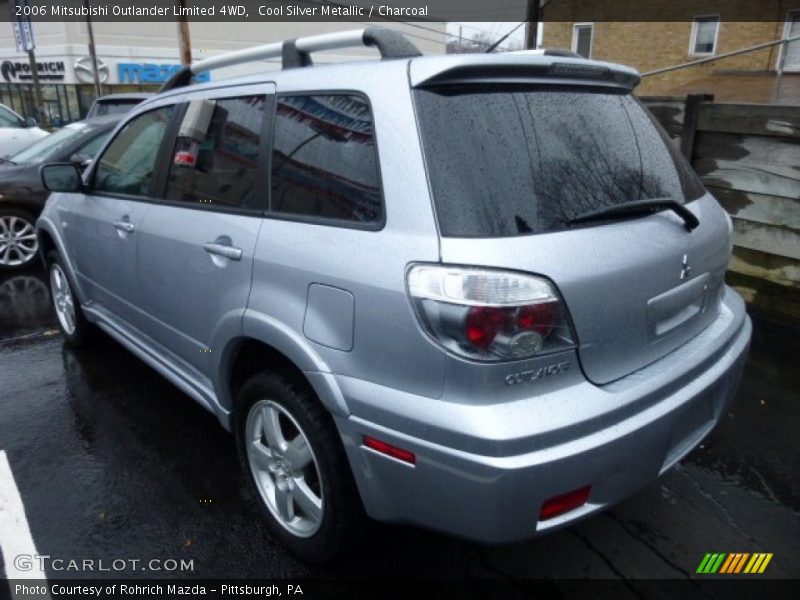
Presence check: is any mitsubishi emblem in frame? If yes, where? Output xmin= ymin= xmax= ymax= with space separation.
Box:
xmin=680 ymin=254 xmax=692 ymax=280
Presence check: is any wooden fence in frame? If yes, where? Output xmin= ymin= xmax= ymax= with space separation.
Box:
xmin=642 ymin=95 xmax=800 ymax=322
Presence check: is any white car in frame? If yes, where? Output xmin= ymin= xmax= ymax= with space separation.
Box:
xmin=0 ymin=104 xmax=48 ymax=157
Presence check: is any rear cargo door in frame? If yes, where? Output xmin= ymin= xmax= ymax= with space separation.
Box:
xmin=415 ymin=86 xmax=731 ymax=384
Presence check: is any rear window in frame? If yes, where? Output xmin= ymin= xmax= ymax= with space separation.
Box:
xmin=10 ymin=123 xmax=88 ymax=164
xmin=90 ymin=101 xmax=141 ymax=118
xmin=414 ymin=87 xmax=705 ymax=237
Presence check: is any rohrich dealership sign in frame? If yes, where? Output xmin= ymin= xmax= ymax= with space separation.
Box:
xmin=0 ymin=55 xmax=211 ymax=86
xmin=1 ymin=59 xmax=65 ymax=82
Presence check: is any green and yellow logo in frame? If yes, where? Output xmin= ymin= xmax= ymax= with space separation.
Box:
xmin=696 ymin=552 xmax=773 ymax=574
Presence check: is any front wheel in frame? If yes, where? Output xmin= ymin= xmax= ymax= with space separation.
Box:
xmin=47 ymin=251 xmax=91 ymax=346
xmin=235 ymin=371 xmax=367 ymax=562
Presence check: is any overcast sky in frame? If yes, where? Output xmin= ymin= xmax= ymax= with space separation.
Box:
xmin=445 ymin=22 xmax=542 ymax=50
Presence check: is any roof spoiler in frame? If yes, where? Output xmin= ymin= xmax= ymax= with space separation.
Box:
xmin=512 ymin=48 xmax=583 ymax=58
xmin=160 ymin=27 xmax=421 ymax=92
xmin=412 ymin=57 xmax=641 ymax=90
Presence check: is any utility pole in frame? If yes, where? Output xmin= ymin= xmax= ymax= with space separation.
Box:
xmin=525 ymin=0 xmax=540 ymax=49
xmin=177 ymin=0 xmax=192 ymax=65
xmin=11 ymin=0 xmax=46 ymax=126
xmin=83 ymin=0 xmax=102 ymax=98
xmin=25 ymin=46 xmax=46 ymax=126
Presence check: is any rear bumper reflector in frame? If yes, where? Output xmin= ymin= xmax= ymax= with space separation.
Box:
xmin=539 ymin=485 xmax=591 ymax=521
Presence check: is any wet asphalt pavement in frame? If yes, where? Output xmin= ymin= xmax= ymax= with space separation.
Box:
xmin=0 ymin=266 xmax=798 ymax=587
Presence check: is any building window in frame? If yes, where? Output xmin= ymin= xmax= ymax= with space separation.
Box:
xmin=690 ymin=16 xmax=719 ymax=55
xmin=572 ymin=23 xmax=593 ymax=59
xmin=780 ymin=10 xmax=800 ymax=72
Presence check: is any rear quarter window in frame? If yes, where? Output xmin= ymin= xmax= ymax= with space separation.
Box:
xmin=270 ymin=94 xmax=383 ymax=227
xmin=414 ymin=87 xmax=705 ymax=237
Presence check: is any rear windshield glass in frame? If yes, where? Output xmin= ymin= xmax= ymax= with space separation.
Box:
xmin=414 ymin=87 xmax=705 ymax=237
xmin=90 ymin=101 xmax=140 ymax=117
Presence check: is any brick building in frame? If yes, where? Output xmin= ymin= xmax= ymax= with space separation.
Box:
xmin=541 ymin=0 xmax=800 ymax=103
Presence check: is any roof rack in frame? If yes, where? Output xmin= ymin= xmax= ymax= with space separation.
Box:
xmin=159 ymin=26 xmax=421 ymax=92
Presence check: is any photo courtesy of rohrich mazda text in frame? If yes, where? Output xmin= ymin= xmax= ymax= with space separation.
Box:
xmin=1 ymin=2 xmax=798 ymax=599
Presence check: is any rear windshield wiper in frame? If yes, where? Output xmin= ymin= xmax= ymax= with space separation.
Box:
xmin=568 ymin=198 xmax=699 ymax=231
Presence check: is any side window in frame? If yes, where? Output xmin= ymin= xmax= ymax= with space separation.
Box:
xmin=782 ymin=10 xmax=800 ymax=71
xmin=0 ymin=106 xmax=23 ymax=128
xmin=93 ymin=106 xmax=175 ymax=197
xmin=165 ymin=95 xmax=267 ymax=210
xmin=271 ymin=94 xmax=382 ymax=225
xmin=690 ymin=16 xmax=719 ymax=55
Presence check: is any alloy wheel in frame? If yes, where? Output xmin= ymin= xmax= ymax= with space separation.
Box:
xmin=49 ymin=262 xmax=76 ymax=335
xmin=246 ymin=400 xmax=324 ymax=538
xmin=0 ymin=215 xmax=38 ymax=267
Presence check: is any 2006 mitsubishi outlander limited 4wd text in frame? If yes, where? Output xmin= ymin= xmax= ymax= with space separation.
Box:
xmin=37 ymin=28 xmax=751 ymax=562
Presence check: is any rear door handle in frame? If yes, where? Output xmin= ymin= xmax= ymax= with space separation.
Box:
xmin=203 ymin=242 xmax=243 ymax=261
xmin=113 ymin=220 xmax=135 ymax=233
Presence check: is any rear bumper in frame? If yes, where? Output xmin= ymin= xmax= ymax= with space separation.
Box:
xmin=331 ymin=288 xmax=751 ymax=543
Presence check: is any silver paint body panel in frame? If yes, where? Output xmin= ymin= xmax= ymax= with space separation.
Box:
xmin=37 ymin=51 xmax=751 ymax=543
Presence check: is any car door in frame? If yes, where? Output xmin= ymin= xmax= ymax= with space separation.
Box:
xmin=134 ymin=85 xmax=271 ymax=376
xmin=67 ymin=100 xmax=181 ymax=326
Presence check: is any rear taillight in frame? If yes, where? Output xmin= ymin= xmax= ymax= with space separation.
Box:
xmin=407 ymin=265 xmax=576 ymax=362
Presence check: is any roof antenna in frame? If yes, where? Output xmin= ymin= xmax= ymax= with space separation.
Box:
xmin=485 ymin=22 xmax=526 ymax=53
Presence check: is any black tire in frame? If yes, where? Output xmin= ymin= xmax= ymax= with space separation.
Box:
xmin=46 ymin=250 xmax=92 ymax=347
xmin=0 ymin=207 xmax=39 ymax=271
xmin=235 ymin=370 xmax=368 ymax=562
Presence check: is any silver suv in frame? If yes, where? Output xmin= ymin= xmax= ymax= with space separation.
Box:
xmin=37 ymin=28 xmax=751 ymax=562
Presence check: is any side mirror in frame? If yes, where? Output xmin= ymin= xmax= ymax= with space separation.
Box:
xmin=69 ymin=152 xmax=93 ymax=170
xmin=41 ymin=163 xmax=83 ymax=192
xmin=24 ymin=116 xmax=38 ymax=128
